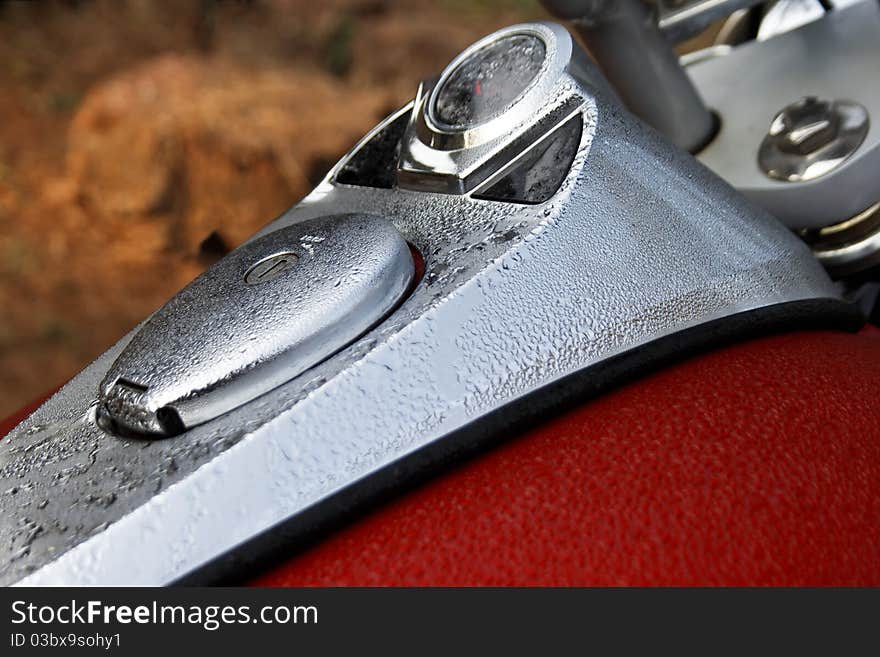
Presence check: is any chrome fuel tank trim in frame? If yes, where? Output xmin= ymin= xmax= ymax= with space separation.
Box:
xmin=97 ymin=214 xmax=414 ymax=437
xmin=0 ymin=23 xmax=844 ymax=586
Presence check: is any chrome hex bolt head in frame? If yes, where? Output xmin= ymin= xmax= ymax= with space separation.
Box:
xmin=758 ymin=96 xmax=869 ymax=182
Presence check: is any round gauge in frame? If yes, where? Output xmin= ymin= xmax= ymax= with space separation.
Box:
xmin=432 ymin=33 xmax=546 ymax=130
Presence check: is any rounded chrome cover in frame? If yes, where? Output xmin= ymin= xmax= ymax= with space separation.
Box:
xmin=413 ymin=23 xmax=572 ymax=151
xmin=97 ymin=213 xmax=414 ymax=437
xmin=759 ymin=97 xmax=869 ymax=183
xmin=399 ymin=22 xmax=580 ymax=194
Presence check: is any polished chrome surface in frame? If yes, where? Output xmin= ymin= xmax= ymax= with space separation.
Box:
xmin=757 ymin=0 xmax=826 ymax=40
xmin=430 ymin=33 xmax=546 ymax=131
xmin=757 ymin=0 xmax=866 ymax=40
xmin=679 ymin=44 xmax=733 ymax=67
xmin=470 ymin=112 xmax=583 ymax=203
xmin=758 ymin=97 xmax=869 ymax=182
xmin=398 ymin=22 xmax=579 ymax=193
xmin=244 ymin=252 xmax=299 ymax=286
xmin=656 ymin=0 xmax=766 ymax=42
xmin=0 ymin=22 xmax=843 ymax=586
xmin=540 ymin=0 xmax=716 ymax=153
xmin=542 ymin=0 xmax=765 ymax=43
xmin=690 ymin=0 xmax=880 ymax=229
xmin=805 ymin=201 xmax=880 ymax=276
xmin=97 ymin=213 xmax=414 ymax=437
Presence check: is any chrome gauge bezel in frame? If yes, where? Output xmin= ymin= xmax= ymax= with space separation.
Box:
xmin=417 ymin=22 xmax=572 ymax=151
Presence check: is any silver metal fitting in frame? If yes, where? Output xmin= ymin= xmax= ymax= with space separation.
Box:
xmin=759 ymin=96 xmax=870 ymax=182
xmin=689 ymin=1 xmax=880 ymax=230
xmin=397 ymin=22 xmax=581 ymax=195
xmin=803 ymin=201 xmax=880 ymax=278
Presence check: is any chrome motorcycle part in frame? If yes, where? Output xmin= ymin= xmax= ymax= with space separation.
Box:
xmin=398 ymin=22 xmax=582 ymax=194
xmin=656 ymin=0 xmax=767 ymax=42
xmin=244 ymin=252 xmax=299 ymax=286
xmin=97 ymin=213 xmax=414 ymax=437
xmin=756 ymin=0 xmax=827 ymax=40
xmin=540 ymin=0 xmax=716 ymax=152
xmin=758 ymin=97 xmax=869 ymax=182
xmin=656 ymin=0 xmax=862 ymax=42
xmin=714 ymin=7 xmax=762 ymax=46
xmin=471 ymin=113 xmax=583 ymax=204
xmin=678 ymin=44 xmax=734 ymax=67
xmin=0 ymin=22 xmax=853 ymax=586
xmin=430 ymin=33 xmax=546 ymax=130
xmin=689 ymin=0 xmax=880 ymax=229
xmin=712 ymin=0 xmax=865 ymax=45
xmin=802 ymin=202 xmax=880 ymax=277
xmin=756 ymin=0 xmax=867 ymax=40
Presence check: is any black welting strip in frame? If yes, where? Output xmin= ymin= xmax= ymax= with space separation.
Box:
xmin=178 ymin=298 xmax=864 ymax=585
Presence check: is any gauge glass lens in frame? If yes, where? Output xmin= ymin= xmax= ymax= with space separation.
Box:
xmin=433 ymin=34 xmax=546 ymax=130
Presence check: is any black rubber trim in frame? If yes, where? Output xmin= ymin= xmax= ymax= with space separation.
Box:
xmin=177 ymin=298 xmax=863 ymax=585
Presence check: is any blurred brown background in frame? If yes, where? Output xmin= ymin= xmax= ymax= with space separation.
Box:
xmin=0 ymin=0 xmax=548 ymax=418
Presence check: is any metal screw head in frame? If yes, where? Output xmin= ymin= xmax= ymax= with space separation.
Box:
xmin=244 ymin=251 xmax=299 ymax=285
xmin=773 ymin=97 xmax=840 ymax=156
xmin=759 ymin=97 xmax=869 ymax=182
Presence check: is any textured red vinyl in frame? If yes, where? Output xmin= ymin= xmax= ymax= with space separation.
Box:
xmin=254 ymin=330 xmax=880 ymax=586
